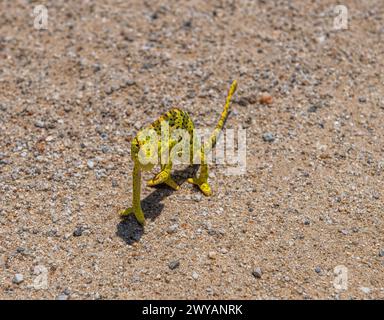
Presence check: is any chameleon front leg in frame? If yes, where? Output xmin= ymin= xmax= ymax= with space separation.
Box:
xmin=147 ymin=162 xmax=180 ymax=190
xmin=120 ymin=162 xmax=146 ymax=225
xmin=187 ymin=149 xmax=212 ymax=196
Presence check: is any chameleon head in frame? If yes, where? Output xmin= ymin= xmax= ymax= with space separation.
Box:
xmin=131 ymin=134 xmax=156 ymax=172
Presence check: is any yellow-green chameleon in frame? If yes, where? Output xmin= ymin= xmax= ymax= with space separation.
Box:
xmin=120 ymin=80 xmax=237 ymax=225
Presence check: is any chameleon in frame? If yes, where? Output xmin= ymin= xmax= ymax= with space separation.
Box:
xmin=120 ymin=80 xmax=238 ymax=225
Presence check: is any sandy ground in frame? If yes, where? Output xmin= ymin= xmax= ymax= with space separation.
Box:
xmin=1 ymin=0 xmax=384 ymax=300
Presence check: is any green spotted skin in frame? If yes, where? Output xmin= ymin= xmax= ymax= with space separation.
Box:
xmin=149 ymin=108 xmax=194 ymax=137
xmin=120 ymin=80 xmax=238 ymax=226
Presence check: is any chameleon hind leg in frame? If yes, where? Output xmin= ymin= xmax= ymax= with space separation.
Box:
xmin=147 ymin=162 xmax=180 ymax=190
xmin=187 ymin=150 xmax=212 ymax=196
xmin=119 ymin=163 xmax=146 ymax=225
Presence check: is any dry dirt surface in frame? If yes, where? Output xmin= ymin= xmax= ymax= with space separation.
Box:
xmin=1 ymin=0 xmax=384 ymax=300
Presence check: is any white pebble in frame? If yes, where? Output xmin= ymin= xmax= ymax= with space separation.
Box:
xmin=12 ymin=274 xmax=24 ymax=284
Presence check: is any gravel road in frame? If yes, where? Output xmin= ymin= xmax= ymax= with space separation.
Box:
xmin=1 ymin=0 xmax=384 ymax=299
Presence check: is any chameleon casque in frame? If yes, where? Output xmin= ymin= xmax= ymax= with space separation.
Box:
xmin=120 ymin=80 xmax=237 ymax=225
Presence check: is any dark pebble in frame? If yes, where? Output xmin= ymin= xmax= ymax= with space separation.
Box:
xmin=168 ymin=260 xmax=180 ymax=270
xmin=262 ymin=132 xmax=275 ymax=142
xmin=308 ymin=105 xmax=318 ymax=113
xmin=252 ymin=267 xmax=262 ymax=278
xmin=73 ymin=226 xmax=84 ymax=237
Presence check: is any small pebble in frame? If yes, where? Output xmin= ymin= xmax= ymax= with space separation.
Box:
xmin=12 ymin=274 xmax=24 ymax=284
xmin=378 ymin=249 xmax=384 ymax=257
xmin=237 ymin=95 xmax=257 ymax=106
xmin=360 ymin=287 xmax=371 ymax=294
xmin=315 ymin=266 xmax=322 ymax=274
xmin=252 ymin=267 xmax=262 ymax=279
xmin=100 ymin=132 xmax=108 ymax=139
xmin=73 ymin=226 xmax=84 ymax=237
xmin=167 ymin=224 xmax=178 ymax=234
xmin=64 ymin=106 xmax=72 ymax=112
xmin=317 ymin=35 xmax=326 ymax=43
xmin=125 ymin=79 xmax=136 ymax=86
xmin=208 ymin=251 xmax=216 ymax=259
xmin=63 ymin=233 xmax=72 ymax=240
xmin=87 ymin=160 xmax=94 ymax=169
xmin=192 ymin=271 xmax=199 ymax=280
xmin=308 ymin=105 xmax=318 ymax=113
xmin=259 ymin=93 xmax=273 ymax=105
xmin=34 ymin=120 xmax=45 ymax=128
xmin=101 ymin=146 xmax=110 ymax=153
xmin=168 ymin=260 xmax=180 ymax=270
xmin=358 ymin=97 xmax=367 ymax=103
xmin=56 ymin=294 xmax=69 ymax=300
xmin=183 ymin=20 xmax=192 ymax=28
xmin=262 ymin=132 xmax=275 ymax=142
xmin=220 ymin=248 xmax=228 ymax=254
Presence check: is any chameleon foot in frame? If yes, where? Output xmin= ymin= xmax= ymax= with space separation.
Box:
xmin=119 ymin=207 xmax=146 ymax=226
xmin=147 ymin=171 xmax=180 ymax=190
xmin=187 ymin=178 xmax=212 ymax=196
xmin=147 ymin=170 xmax=170 ymax=186
xmin=119 ymin=207 xmax=133 ymax=216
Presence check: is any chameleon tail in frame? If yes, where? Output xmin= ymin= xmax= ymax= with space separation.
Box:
xmin=204 ymin=80 xmax=237 ymax=152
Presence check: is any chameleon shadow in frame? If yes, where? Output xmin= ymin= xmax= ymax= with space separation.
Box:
xmin=116 ymin=165 xmax=198 ymax=244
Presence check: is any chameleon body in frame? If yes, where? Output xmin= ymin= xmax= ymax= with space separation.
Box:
xmin=120 ymin=80 xmax=237 ymax=225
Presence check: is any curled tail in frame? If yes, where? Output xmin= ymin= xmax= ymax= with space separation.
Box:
xmin=204 ymin=80 xmax=237 ymax=151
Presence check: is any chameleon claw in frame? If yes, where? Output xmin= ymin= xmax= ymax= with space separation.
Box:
xmin=119 ymin=207 xmax=134 ymax=216
xmin=187 ymin=178 xmax=212 ymax=196
xmin=119 ymin=207 xmax=146 ymax=226
xmin=199 ymin=182 xmax=212 ymax=196
xmin=147 ymin=171 xmax=170 ymax=186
